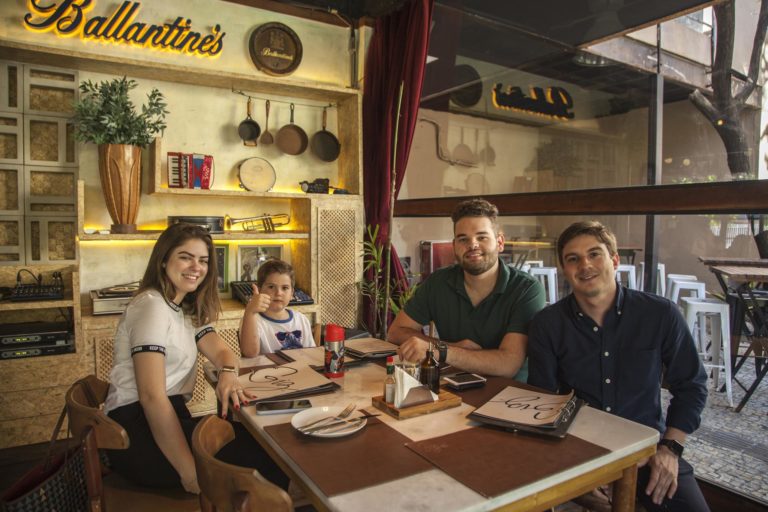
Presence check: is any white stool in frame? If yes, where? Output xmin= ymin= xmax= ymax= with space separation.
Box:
xmin=665 ymin=274 xmax=698 ymax=300
xmin=616 ymin=264 xmax=638 ymax=289
xmin=529 ymin=267 xmax=558 ymax=304
xmin=682 ymin=297 xmax=733 ymax=407
xmin=638 ymin=262 xmax=666 ymax=295
xmin=526 ymin=260 xmax=544 ymax=268
xmin=669 ymin=279 xmax=706 ymax=306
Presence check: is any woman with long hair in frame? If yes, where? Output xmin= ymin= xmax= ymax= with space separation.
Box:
xmin=103 ymin=223 xmax=286 ymax=493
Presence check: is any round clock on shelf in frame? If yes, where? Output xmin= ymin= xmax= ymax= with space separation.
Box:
xmin=248 ymin=23 xmax=303 ymax=76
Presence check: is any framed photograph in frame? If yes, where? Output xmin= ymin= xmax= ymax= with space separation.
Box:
xmin=237 ymin=245 xmax=282 ymax=282
xmin=214 ymin=244 xmax=229 ymax=292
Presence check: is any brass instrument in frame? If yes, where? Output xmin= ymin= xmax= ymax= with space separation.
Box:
xmin=224 ymin=213 xmax=290 ymax=233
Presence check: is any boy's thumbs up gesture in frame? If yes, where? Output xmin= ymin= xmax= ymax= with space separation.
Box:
xmin=245 ymin=283 xmax=271 ymax=315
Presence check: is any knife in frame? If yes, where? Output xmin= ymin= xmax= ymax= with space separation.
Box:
xmin=301 ymin=417 xmax=365 ymax=434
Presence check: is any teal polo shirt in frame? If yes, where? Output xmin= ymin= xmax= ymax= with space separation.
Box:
xmin=404 ymin=261 xmax=546 ymax=381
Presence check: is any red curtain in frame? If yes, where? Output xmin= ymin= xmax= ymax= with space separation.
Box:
xmin=362 ymin=0 xmax=434 ymax=333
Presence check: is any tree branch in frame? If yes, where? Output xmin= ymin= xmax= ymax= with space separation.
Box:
xmin=689 ymin=89 xmax=719 ymax=123
xmin=735 ymin=0 xmax=768 ymax=103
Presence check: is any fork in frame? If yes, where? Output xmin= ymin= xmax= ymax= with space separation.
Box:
xmin=303 ymin=417 xmax=366 ymax=435
xmin=298 ymin=403 xmax=355 ymax=432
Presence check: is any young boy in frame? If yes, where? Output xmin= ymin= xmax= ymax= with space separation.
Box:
xmin=239 ymin=259 xmax=316 ymax=357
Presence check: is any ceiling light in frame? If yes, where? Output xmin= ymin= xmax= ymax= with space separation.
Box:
xmin=572 ymin=52 xmax=609 ymax=67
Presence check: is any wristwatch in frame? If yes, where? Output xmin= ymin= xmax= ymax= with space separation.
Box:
xmin=436 ymin=341 xmax=448 ymax=364
xmin=658 ymin=439 xmax=684 ymax=457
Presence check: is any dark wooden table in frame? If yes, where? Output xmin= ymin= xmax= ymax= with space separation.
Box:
xmin=698 ymin=256 xmax=768 ymax=268
xmin=707 ymin=265 xmax=768 ymax=412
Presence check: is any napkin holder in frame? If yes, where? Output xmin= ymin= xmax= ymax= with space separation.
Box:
xmin=371 ymin=389 xmax=462 ymax=420
xmin=399 ymin=385 xmax=435 ymax=408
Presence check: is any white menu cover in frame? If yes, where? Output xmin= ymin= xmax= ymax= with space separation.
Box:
xmin=237 ymin=362 xmax=336 ymax=402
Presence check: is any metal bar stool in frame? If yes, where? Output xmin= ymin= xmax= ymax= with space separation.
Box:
xmin=616 ymin=264 xmax=638 ymax=289
xmin=668 ymin=276 xmax=706 ymax=306
xmin=529 ymin=267 xmax=558 ymax=305
xmin=682 ymin=297 xmax=733 ymax=407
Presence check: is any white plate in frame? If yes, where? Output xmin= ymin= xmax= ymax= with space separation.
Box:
xmin=291 ymin=406 xmax=367 ymax=438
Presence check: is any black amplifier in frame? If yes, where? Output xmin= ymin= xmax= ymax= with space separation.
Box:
xmin=1 ymin=339 xmax=74 ymax=360
xmin=0 ymin=321 xmax=71 ymax=348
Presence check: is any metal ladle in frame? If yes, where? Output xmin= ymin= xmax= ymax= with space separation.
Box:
xmin=420 ymin=118 xmax=477 ymax=168
xmin=260 ymin=100 xmax=274 ymax=145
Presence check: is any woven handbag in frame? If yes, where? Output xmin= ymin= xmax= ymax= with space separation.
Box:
xmin=1 ymin=406 xmax=89 ymax=512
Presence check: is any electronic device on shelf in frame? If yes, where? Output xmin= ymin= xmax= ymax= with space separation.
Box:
xmin=10 ymin=270 xmax=65 ymax=302
xmin=0 ymin=321 xmax=74 ymax=360
xmin=230 ymin=281 xmax=314 ymax=307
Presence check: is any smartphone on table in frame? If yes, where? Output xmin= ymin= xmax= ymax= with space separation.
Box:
xmin=254 ymin=399 xmax=312 ymax=415
xmin=443 ymin=372 xmax=487 ymax=390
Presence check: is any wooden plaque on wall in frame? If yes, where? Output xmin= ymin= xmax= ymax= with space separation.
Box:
xmin=248 ymin=23 xmax=303 ymax=76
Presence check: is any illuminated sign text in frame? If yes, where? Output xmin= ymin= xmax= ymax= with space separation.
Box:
xmin=23 ymin=0 xmax=225 ymax=58
xmin=492 ymin=84 xmax=574 ymax=120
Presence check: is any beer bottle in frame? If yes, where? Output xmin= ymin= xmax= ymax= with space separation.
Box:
xmin=420 ymin=341 xmax=440 ymax=394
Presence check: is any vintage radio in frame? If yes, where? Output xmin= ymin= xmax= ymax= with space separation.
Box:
xmin=167 ymin=216 xmax=225 ymax=233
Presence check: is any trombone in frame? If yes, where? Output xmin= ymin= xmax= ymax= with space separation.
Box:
xmin=224 ymin=213 xmax=290 ymax=233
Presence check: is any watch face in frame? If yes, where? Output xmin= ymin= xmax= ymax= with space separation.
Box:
xmin=248 ymin=23 xmax=303 ymax=76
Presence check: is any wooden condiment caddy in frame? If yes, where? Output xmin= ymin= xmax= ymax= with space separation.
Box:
xmin=371 ymin=389 xmax=461 ymax=420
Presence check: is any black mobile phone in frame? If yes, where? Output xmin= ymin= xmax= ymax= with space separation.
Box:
xmin=253 ymin=399 xmax=312 ymax=415
xmin=443 ymin=372 xmax=487 ymax=390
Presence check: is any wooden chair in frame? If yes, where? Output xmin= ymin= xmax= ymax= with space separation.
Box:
xmin=65 ymin=375 xmax=129 ymax=512
xmin=192 ymin=415 xmax=292 ymax=512
xmin=66 ymin=375 xmax=199 ymax=512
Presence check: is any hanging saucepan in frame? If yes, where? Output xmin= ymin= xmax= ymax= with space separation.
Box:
xmin=310 ymin=107 xmax=341 ymax=162
xmin=238 ymin=97 xmax=261 ymax=145
xmin=238 ymin=157 xmax=276 ymax=192
xmin=276 ymin=103 xmax=308 ymax=155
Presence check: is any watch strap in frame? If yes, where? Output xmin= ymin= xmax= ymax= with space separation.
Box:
xmin=658 ymin=439 xmax=684 ymax=457
xmin=437 ymin=342 xmax=448 ymax=364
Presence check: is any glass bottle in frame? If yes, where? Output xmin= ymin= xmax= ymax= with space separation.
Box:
xmin=420 ymin=341 xmax=440 ymax=394
xmin=384 ymin=356 xmax=395 ymax=404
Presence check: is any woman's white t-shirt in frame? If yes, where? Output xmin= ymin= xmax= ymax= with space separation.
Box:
xmin=257 ymin=309 xmax=315 ymax=353
xmin=104 ymin=290 xmax=214 ymax=412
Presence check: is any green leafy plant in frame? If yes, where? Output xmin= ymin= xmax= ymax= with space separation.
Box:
xmin=360 ymin=224 xmax=418 ymax=338
xmin=73 ymin=76 xmax=168 ymax=146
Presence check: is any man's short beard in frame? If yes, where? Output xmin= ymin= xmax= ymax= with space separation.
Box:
xmin=460 ymin=255 xmax=496 ymax=276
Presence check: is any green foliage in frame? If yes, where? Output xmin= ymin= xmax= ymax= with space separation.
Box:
xmin=360 ymin=224 xmax=418 ymax=338
xmin=73 ymin=77 xmax=168 ymax=146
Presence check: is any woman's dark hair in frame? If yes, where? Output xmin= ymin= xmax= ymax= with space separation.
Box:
xmin=256 ymin=259 xmax=295 ymax=288
xmin=139 ymin=223 xmax=220 ymax=325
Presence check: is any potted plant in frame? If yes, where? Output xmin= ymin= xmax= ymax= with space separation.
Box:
xmin=73 ymin=76 xmax=168 ymax=234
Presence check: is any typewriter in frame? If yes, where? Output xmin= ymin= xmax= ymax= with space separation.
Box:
xmin=230 ymin=281 xmax=314 ymax=306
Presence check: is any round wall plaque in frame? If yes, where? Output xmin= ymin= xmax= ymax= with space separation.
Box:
xmin=248 ymin=23 xmax=302 ymax=76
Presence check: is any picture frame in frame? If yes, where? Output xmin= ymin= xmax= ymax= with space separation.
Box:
xmin=236 ymin=245 xmax=282 ymax=282
xmin=214 ymin=244 xmax=229 ymax=292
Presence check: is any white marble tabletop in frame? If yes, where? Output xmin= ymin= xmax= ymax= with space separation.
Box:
xmin=212 ymin=357 xmax=659 ymax=512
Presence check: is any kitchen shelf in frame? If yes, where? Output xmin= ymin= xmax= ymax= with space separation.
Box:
xmin=78 ymin=231 xmax=309 ymax=241
xmin=0 ymin=299 xmax=75 ymax=311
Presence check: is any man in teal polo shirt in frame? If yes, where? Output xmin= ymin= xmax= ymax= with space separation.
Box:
xmin=388 ymin=198 xmax=546 ymax=380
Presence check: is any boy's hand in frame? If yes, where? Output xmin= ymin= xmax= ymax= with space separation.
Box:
xmin=245 ymin=284 xmax=271 ymax=314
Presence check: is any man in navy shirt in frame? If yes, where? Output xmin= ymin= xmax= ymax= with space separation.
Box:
xmin=528 ymin=221 xmax=708 ymax=512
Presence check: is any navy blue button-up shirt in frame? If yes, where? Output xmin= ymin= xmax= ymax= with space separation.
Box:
xmin=528 ymin=286 xmax=707 ymax=434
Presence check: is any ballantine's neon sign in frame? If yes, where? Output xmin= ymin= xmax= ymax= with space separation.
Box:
xmin=492 ymin=83 xmax=574 ymax=120
xmin=23 ymin=0 xmax=226 ymax=58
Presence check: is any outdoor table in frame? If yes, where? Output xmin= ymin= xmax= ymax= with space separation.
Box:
xmin=503 ymin=241 xmax=553 ymax=268
xmin=698 ymin=256 xmax=768 ymax=268
xmin=707 ymin=265 xmax=768 ymax=412
xmin=207 ymin=357 xmax=658 ymax=512
xmin=618 ymin=247 xmax=643 ymax=265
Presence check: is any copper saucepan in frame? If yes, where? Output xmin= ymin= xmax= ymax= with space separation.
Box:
xmin=310 ymin=107 xmax=341 ymax=162
xmin=276 ymin=103 xmax=308 ymax=155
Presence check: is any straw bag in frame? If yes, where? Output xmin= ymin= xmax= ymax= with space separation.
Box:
xmin=1 ymin=406 xmax=89 ymax=512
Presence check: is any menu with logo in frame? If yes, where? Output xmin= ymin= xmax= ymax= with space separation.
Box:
xmin=468 ymin=386 xmax=583 ymax=438
xmin=237 ymin=362 xmax=338 ymax=403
